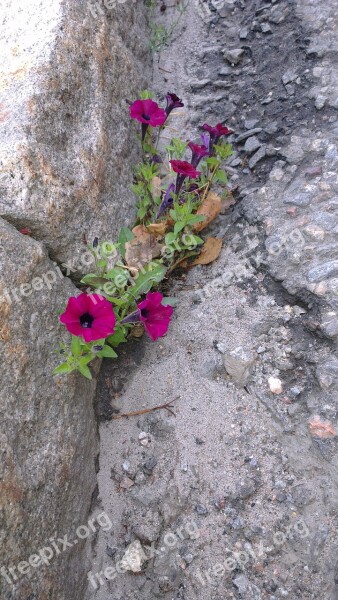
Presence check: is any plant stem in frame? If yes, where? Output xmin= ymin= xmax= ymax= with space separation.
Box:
xmin=111 ymin=397 xmax=179 ymax=420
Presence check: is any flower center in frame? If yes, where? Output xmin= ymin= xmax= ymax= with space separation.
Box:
xmin=140 ymin=308 xmax=149 ymax=318
xmin=80 ymin=313 xmax=94 ymax=328
xmin=142 ymin=114 xmax=151 ymax=121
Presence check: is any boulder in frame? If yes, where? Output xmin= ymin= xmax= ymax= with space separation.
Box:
xmin=0 ymin=0 xmax=151 ymax=265
xmin=0 ymin=218 xmax=99 ymax=599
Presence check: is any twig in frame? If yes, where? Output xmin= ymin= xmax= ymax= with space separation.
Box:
xmin=112 ymin=397 xmax=180 ymax=420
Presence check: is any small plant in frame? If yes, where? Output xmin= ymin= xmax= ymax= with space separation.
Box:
xmin=54 ymin=91 xmax=233 ymax=379
xmin=148 ymin=1 xmax=189 ymax=53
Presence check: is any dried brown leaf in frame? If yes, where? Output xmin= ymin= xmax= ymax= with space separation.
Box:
xmin=151 ymin=176 xmax=162 ymax=199
xmin=308 ymin=415 xmax=337 ymax=439
xmin=125 ymin=225 xmax=163 ymax=269
xmin=193 ymin=192 xmax=222 ymax=232
xmin=131 ymin=324 xmax=145 ymax=338
xmin=146 ymin=222 xmax=167 ymax=237
xmin=191 ymin=237 xmax=222 ymax=266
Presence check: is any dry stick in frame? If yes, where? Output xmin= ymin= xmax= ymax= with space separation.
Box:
xmin=111 ymin=397 xmax=180 ymax=420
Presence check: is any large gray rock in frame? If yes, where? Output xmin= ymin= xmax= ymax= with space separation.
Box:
xmin=0 ymin=0 xmax=151 ymax=264
xmin=0 ymin=218 xmax=98 ymax=599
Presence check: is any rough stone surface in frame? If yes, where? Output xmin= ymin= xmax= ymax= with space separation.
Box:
xmin=0 ymin=218 xmax=98 ymax=600
xmin=0 ymin=1 xmax=151 ymax=597
xmin=0 ymin=0 xmax=150 ymax=264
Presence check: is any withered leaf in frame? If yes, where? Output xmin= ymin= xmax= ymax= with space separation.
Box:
xmin=146 ymin=222 xmax=167 ymax=237
xmin=193 ymin=192 xmax=222 ymax=232
xmin=131 ymin=324 xmax=145 ymax=338
xmin=125 ymin=225 xmax=163 ymax=269
xmin=151 ymin=176 xmax=162 ymax=199
xmin=191 ymin=237 xmax=222 ymax=266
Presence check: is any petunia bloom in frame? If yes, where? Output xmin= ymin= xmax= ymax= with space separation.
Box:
xmin=165 ymin=92 xmax=184 ymax=116
xmin=170 ymin=159 xmax=201 ymax=194
xmin=121 ymin=292 xmax=173 ymax=341
xmin=202 ymin=122 xmax=232 ymax=154
xmin=188 ymin=142 xmax=209 ymax=167
xmin=129 ymin=99 xmax=167 ymax=140
xmin=202 ymin=123 xmax=232 ymax=139
xmin=170 ymin=160 xmax=201 ymax=178
xmin=138 ymin=292 xmax=173 ymax=341
xmin=60 ymin=293 xmax=116 ymax=343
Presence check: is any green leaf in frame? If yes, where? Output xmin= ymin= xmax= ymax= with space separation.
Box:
xmin=184 ymin=234 xmax=204 ymax=247
xmin=128 ymin=261 xmax=167 ymax=298
xmin=77 ymin=364 xmax=92 ymax=379
xmin=98 ymin=345 xmax=118 ymax=358
xmin=140 ymin=89 xmax=154 ymax=99
xmin=103 ymin=296 xmax=125 ymax=307
xmin=187 ymin=215 xmax=206 ymax=224
xmin=118 ymin=227 xmax=134 ymax=258
xmin=53 ymin=362 xmax=73 ymax=375
xmin=137 ymin=205 xmax=148 ymax=220
xmin=71 ymin=336 xmax=82 ymax=357
xmin=107 ymin=327 xmax=128 ymax=347
xmin=162 ymin=297 xmax=178 ymax=307
xmin=97 ymin=259 xmax=107 ymax=269
xmin=214 ymin=142 xmax=233 ymax=160
xmin=81 ymin=274 xmax=110 ymax=288
xmin=78 ymin=354 xmax=95 ymax=366
xmin=215 ymin=169 xmax=228 ymax=183
xmin=165 ymin=232 xmax=177 ymax=245
xmin=206 ymin=157 xmax=220 ymax=168
xmin=174 ymin=221 xmax=185 ymax=235
xmin=105 ymin=267 xmax=129 ymax=283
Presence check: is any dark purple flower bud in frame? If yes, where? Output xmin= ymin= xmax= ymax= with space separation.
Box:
xmin=156 ymin=183 xmax=175 ymax=218
xmin=165 ymin=93 xmax=184 ymax=117
xmin=121 ymin=310 xmax=141 ymax=325
xmin=149 ymin=154 xmax=163 ymax=165
xmin=93 ymin=237 xmax=99 ymax=248
xmin=187 ymin=183 xmax=199 ymax=193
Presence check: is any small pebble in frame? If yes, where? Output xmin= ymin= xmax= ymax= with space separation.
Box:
xmin=195 ymin=504 xmax=209 ymax=516
xmin=139 ymin=432 xmax=151 ymax=447
xmin=268 ymin=376 xmax=283 ymax=394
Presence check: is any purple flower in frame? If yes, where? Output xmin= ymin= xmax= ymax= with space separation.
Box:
xmin=202 ymin=122 xmax=233 ymax=154
xmin=165 ymin=93 xmax=184 ymax=117
xmin=157 ymin=183 xmax=175 ymax=218
xmin=188 ymin=142 xmax=209 ymax=167
xmin=122 ymin=293 xmax=173 ymax=341
xmin=130 ymin=99 xmax=167 ymax=126
xmin=60 ymin=294 xmax=116 ymax=343
xmin=170 ymin=159 xmax=202 ymax=194
xmin=130 ymin=99 xmax=167 ymax=140
xmin=170 ymin=160 xmax=201 ymax=178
